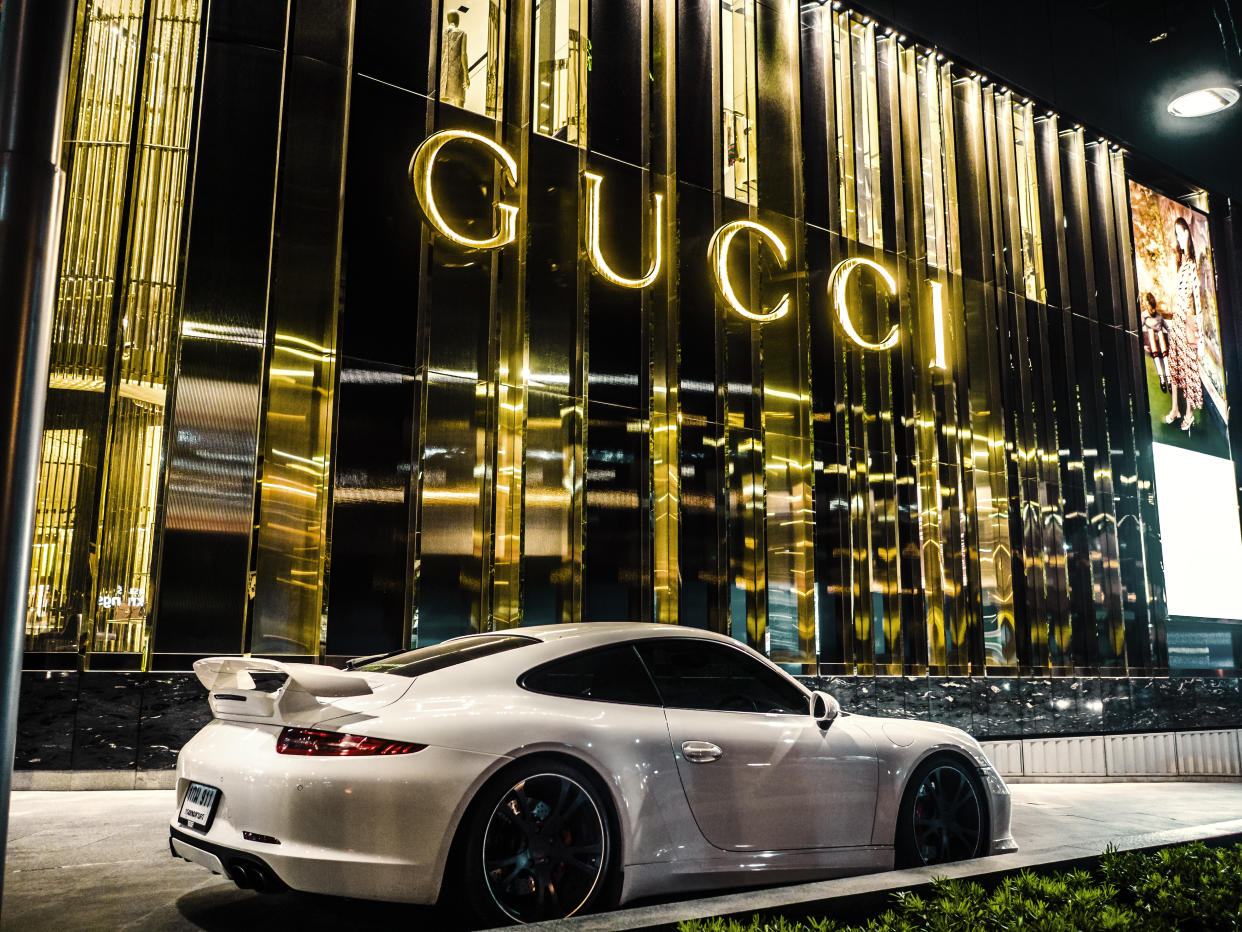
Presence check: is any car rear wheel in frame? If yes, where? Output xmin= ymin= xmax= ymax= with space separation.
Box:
xmin=460 ymin=759 xmax=612 ymax=925
xmin=895 ymin=756 xmax=987 ymax=867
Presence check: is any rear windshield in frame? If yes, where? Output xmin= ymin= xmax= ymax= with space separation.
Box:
xmin=356 ymin=634 xmax=536 ymax=678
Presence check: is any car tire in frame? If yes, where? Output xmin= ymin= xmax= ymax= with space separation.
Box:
xmin=456 ymin=758 xmax=614 ymax=926
xmin=894 ymin=754 xmax=988 ymax=868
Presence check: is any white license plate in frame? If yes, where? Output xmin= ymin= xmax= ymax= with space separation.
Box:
xmin=178 ymin=782 xmax=220 ymax=832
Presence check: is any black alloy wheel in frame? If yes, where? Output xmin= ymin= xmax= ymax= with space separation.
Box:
xmin=896 ymin=757 xmax=986 ymax=867
xmin=462 ymin=760 xmax=611 ymax=924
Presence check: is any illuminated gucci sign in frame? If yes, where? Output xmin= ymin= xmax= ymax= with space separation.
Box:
xmin=408 ymin=129 xmax=519 ymax=249
xmin=409 ymin=132 xmax=949 ymax=367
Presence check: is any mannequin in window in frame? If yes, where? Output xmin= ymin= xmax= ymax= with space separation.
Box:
xmin=441 ymin=11 xmax=469 ymax=108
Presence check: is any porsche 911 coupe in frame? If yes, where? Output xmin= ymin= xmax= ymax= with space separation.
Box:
xmin=169 ymin=623 xmax=1016 ymax=924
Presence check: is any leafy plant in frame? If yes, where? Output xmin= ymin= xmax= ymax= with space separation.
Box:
xmin=675 ymin=841 xmax=1242 ymax=932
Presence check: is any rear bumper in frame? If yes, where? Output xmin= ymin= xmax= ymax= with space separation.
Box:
xmin=170 ymin=827 xmax=288 ymax=892
xmin=171 ymin=719 xmax=509 ymax=903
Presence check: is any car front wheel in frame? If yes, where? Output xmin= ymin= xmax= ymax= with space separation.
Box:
xmin=459 ymin=759 xmax=612 ymax=925
xmin=895 ymin=755 xmax=987 ymax=867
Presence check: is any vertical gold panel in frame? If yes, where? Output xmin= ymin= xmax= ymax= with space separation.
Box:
xmin=849 ymin=20 xmax=883 ymax=249
xmin=32 ymin=0 xmax=146 ymax=653
xmin=757 ymin=0 xmax=815 ymax=667
xmin=832 ymin=11 xmax=856 ymax=239
xmin=1013 ymin=103 xmax=1046 ymax=304
xmin=251 ymin=8 xmax=352 ymax=656
xmin=491 ymin=203 xmax=528 ymax=628
xmin=947 ymin=75 xmax=1005 ymax=674
xmin=490 ymin=0 xmax=530 ymax=627
xmin=52 ymin=0 xmax=146 ymax=386
xmin=511 ymin=0 xmax=581 ymax=629
xmin=31 ymin=0 xmax=203 ymax=661
xmin=651 ymin=0 xmax=680 ymax=626
xmin=937 ymin=65 xmax=970 ymax=672
xmin=899 ymin=46 xmax=952 ymax=673
xmin=93 ymin=0 xmax=201 ymax=659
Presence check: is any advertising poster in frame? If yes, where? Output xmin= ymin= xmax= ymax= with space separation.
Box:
xmin=1128 ymin=181 xmax=1242 ymax=669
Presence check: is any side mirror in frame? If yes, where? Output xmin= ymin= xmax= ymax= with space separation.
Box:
xmin=811 ymin=690 xmax=841 ymax=728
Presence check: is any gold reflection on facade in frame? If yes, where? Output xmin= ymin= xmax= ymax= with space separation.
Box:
xmin=27 ymin=0 xmax=201 ymax=662
xmin=26 ymin=3 xmax=1188 ymax=681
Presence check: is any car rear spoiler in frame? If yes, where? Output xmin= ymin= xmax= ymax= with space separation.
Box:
xmin=193 ymin=656 xmax=372 ymax=720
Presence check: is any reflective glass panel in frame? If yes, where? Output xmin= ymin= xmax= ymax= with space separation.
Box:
xmin=721 ymin=0 xmax=758 ymax=203
xmin=533 ymin=0 xmax=586 ymax=142
xmin=28 ymin=0 xmax=202 ymax=663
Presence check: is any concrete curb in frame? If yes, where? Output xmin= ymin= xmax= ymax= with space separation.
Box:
xmin=12 ymin=769 xmax=176 ymax=790
xmin=516 ymin=818 xmax=1242 ymax=932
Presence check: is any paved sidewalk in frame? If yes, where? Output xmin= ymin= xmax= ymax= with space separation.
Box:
xmin=4 ymin=783 xmax=1242 ymax=931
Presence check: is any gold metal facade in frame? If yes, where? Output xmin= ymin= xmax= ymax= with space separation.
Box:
xmin=30 ymin=1 xmax=1210 ymax=679
xmin=26 ymin=0 xmax=202 ymax=663
xmin=347 ymin=0 xmax=1170 ymax=676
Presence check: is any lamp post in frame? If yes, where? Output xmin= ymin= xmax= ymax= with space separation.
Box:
xmin=0 ymin=0 xmax=76 ymax=916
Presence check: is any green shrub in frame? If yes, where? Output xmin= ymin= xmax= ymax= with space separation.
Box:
xmin=675 ymin=841 xmax=1242 ymax=932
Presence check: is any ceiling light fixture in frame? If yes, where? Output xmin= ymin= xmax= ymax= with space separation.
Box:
xmin=1167 ymin=86 xmax=1239 ymax=117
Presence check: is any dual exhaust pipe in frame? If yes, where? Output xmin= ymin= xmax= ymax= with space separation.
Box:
xmin=228 ymin=860 xmax=281 ymax=893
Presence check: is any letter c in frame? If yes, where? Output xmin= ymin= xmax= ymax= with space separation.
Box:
xmin=409 ymin=130 xmax=519 ymax=249
xmin=828 ymin=257 xmax=900 ymax=350
xmin=707 ymin=220 xmax=791 ymax=323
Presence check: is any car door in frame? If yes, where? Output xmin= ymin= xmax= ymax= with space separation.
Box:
xmin=636 ymin=639 xmax=878 ymax=852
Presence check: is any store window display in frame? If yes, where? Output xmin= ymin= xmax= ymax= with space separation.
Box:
xmin=439 ymin=2 xmax=506 ymax=117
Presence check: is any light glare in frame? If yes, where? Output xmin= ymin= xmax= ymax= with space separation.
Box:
xmin=1167 ymin=87 xmax=1239 ymax=117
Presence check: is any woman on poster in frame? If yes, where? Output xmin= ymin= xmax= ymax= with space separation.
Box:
xmin=1164 ymin=216 xmax=1203 ymax=432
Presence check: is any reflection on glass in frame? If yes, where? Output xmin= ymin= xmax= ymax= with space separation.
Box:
xmin=849 ymin=19 xmax=882 ymax=246
xmin=916 ymin=54 xmax=949 ymax=269
xmin=721 ymin=0 xmax=757 ymax=203
xmin=1012 ymin=101 xmax=1045 ymax=302
xmin=533 ymin=0 xmax=586 ymax=142
xmin=26 ymin=0 xmax=202 ymax=662
xmin=252 ymin=332 xmax=337 ymax=656
xmin=439 ymin=0 xmax=506 ymax=117
xmin=831 ymin=12 xmax=882 ymax=245
xmin=26 ymin=431 xmax=87 ymax=653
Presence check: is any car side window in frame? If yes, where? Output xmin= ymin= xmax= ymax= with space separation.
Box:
xmin=635 ymin=640 xmax=809 ymax=714
xmin=520 ymin=645 xmax=661 ymax=706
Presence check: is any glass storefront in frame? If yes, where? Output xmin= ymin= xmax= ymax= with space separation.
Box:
xmin=26 ymin=1 xmax=1241 ymax=680
xmin=27 ymin=0 xmax=202 ymax=665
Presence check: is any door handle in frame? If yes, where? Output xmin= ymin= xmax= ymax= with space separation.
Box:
xmin=681 ymin=740 xmax=723 ymax=763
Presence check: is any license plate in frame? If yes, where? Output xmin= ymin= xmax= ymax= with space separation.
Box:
xmin=178 ymin=782 xmax=220 ymax=833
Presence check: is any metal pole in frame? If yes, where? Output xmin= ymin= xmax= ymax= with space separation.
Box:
xmin=0 ymin=0 xmax=76 ymax=916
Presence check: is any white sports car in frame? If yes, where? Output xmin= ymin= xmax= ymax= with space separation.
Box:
xmin=169 ymin=623 xmax=1016 ymax=924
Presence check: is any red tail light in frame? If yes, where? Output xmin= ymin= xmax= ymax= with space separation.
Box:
xmin=276 ymin=727 xmax=426 ymax=756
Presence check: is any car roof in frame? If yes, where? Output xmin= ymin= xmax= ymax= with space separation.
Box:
xmin=444 ymin=622 xmax=742 ymax=651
